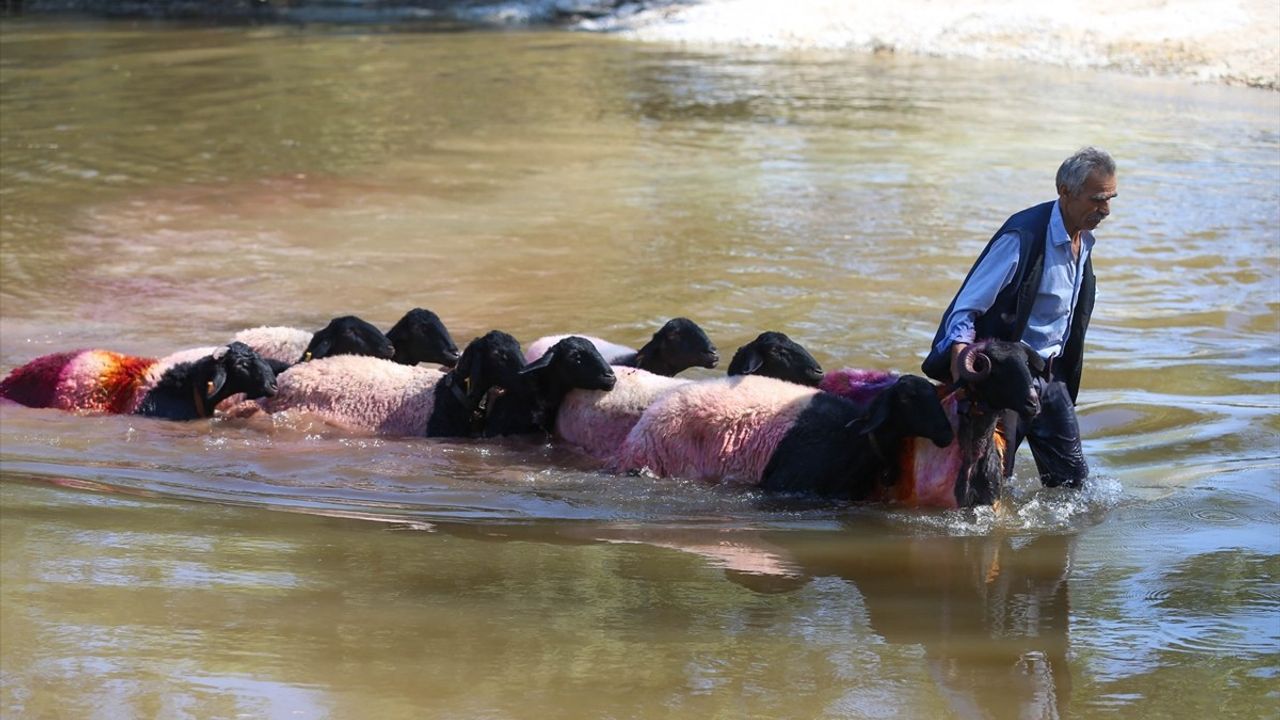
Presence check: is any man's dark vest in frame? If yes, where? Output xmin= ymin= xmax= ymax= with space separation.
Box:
xmin=921 ymin=201 xmax=1095 ymax=403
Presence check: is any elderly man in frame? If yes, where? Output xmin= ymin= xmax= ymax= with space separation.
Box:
xmin=922 ymin=147 xmax=1118 ymax=489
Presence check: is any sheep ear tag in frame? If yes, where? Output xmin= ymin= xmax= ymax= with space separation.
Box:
xmin=207 ymin=365 xmax=227 ymax=398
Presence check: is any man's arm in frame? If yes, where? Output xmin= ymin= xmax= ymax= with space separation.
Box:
xmin=937 ymin=232 xmax=1021 ymax=381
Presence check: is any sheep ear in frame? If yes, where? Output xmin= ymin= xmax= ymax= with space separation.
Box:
xmin=730 ymin=349 xmax=764 ymax=376
xmin=847 ymin=390 xmax=892 ymax=435
xmin=206 ymin=363 xmax=228 ymax=398
xmin=519 ymin=351 xmax=554 ymax=375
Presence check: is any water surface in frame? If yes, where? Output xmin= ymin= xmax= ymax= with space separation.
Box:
xmin=1 ymin=19 xmax=1278 ymax=719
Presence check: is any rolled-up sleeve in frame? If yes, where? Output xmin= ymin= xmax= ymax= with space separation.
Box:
xmin=934 ymin=232 xmax=1021 ymax=354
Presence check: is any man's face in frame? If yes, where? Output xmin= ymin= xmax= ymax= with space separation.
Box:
xmin=1058 ymin=171 xmax=1118 ymax=235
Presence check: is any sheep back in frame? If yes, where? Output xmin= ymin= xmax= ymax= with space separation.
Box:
xmin=613 ymin=375 xmax=818 ymax=484
xmin=555 ymin=366 xmax=689 ymax=460
xmin=1 ymin=346 xmax=271 ymax=416
xmin=231 ymin=326 xmax=313 ymax=364
xmin=0 ymin=349 xmax=174 ymax=414
xmin=819 ymin=368 xmax=899 ymax=407
xmin=261 ymin=354 xmax=444 ymax=435
xmin=525 ymin=334 xmax=636 ymax=365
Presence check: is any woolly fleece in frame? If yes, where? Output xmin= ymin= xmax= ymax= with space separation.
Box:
xmin=613 ymin=374 xmax=818 ymax=485
xmin=0 ymin=349 xmax=207 ymax=415
xmin=231 ymin=326 xmax=314 ymax=364
xmin=555 ymin=366 xmax=689 ymax=460
xmin=258 ymin=354 xmax=445 ymax=435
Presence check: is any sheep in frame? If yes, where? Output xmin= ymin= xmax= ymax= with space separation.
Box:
xmin=611 ymin=373 xmax=953 ymax=500
xmin=524 ymin=317 xmax=719 ymax=377
xmin=0 ymin=342 xmax=277 ymax=421
xmin=552 ymin=331 xmax=826 ymax=461
xmin=251 ymin=332 xmax=615 ymax=439
xmin=726 ymin=331 xmax=824 ymax=387
xmin=296 ymin=315 xmax=395 ymax=365
xmin=385 ymin=308 xmax=459 ymax=368
xmin=231 ymin=308 xmax=459 ymax=369
xmin=481 ymin=335 xmax=618 ymax=437
xmin=819 ymin=339 xmax=1044 ymax=508
xmin=253 ymin=330 xmax=512 ymax=437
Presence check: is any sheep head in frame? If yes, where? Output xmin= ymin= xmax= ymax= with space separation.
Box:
xmin=520 ymin=336 xmax=616 ymax=393
xmin=727 ymin=331 xmax=824 ymax=387
xmin=857 ymin=375 xmax=954 ymax=449
xmin=636 ymin=317 xmax=719 ymax=375
xmin=300 ymin=315 xmax=395 ymax=364
xmin=199 ymin=342 xmax=278 ymax=405
xmin=957 ymin=341 xmax=1043 ymax=420
xmin=452 ymin=330 xmax=526 ymax=407
xmin=387 ymin=308 xmax=460 ymax=368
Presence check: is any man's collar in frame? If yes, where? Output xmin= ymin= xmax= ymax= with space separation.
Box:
xmin=1049 ymin=200 xmax=1071 ymax=247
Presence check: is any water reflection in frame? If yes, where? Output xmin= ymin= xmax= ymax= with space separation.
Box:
xmin=569 ymin=522 xmax=1078 ymax=720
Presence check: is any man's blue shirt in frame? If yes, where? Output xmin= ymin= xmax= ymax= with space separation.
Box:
xmin=935 ymin=200 xmax=1095 ymax=361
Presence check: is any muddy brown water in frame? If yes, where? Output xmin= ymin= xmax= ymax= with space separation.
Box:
xmin=1 ymin=19 xmax=1278 ymax=719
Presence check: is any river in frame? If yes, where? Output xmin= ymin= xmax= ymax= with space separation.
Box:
xmin=1 ymin=19 xmax=1278 ymax=719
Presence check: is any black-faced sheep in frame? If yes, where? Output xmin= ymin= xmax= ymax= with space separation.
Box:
xmin=611 ymin=374 xmax=953 ymax=500
xmin=0 ymin=342 xmax=277 ymax=421
xmin=525 ymin=317 xmax=719 ymax=377
xmin=252 ymin=332 xmax=615 ymax=439
xmin=553 ymin=331 xmax=826 ymax=462
xmin=726 ymin=331 xmax=824 ymax=387
xmin=233 ymin=308 xmax=459 ymax=369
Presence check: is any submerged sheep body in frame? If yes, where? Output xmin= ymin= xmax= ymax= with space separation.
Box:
xmin=554 ymin=366 xmax=690 ymax=460
xmin=613 ymin=375 xmax=820 ymax=484
xmin=613 ymin=373 xmax=953 ymax=499
xmin=0 ymin=343 xmax=277 ymax=420
xmin=258 ymin=354 xmax=445 ymax=435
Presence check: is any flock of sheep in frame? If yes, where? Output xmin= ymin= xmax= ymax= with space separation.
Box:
xmin=0 ymin=309 xmax=1047 ymax=509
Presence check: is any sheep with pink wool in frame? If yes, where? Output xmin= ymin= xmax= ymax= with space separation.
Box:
xmin=553 ymin=331 xmax=828 ymax=461
xmin=0 ymin=342 xmax=278 ymax=421
xmin=554 ymin=366 xmax=690 ymax=461
xmin=228 ymin=308 xmax=459 ymax=369
xmin=526 ymin=317 xmax=719 ymax=377
xmin=612 ymin=373 xmax=953 ymax=499
xmin=252 ymin=332 xmax=616 ymax=439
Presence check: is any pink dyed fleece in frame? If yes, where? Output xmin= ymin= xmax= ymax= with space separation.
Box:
xmin=257 ymin=354 xmax=444 ymax=436
xmin=555 ymin=366 xmax=689 ymax=461
xmin=612 ymin=375 xmax=819 ymax=485
xmin=819 ymin=367 xmax=899 ymax=407
xmin=0 ymin=348 xmax=211 ymax=415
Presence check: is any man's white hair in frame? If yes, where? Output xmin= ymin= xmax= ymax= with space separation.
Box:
xmin=1056 ymin=147 xmax=1115 ymax=195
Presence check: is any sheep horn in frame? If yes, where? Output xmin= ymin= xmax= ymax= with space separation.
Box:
xmin=957 ymin=345 xmax=992 ymax=383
